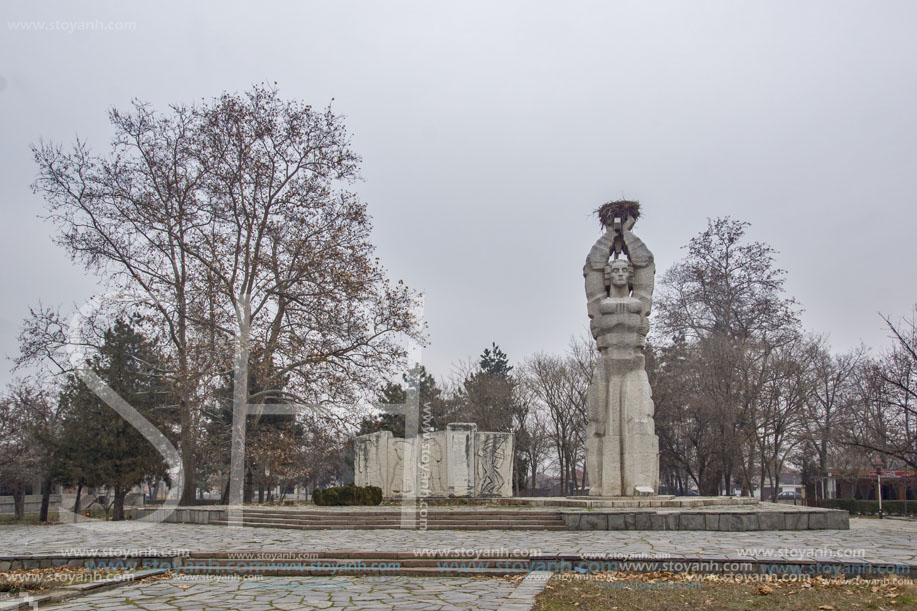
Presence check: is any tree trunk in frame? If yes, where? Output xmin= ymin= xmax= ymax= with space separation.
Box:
xmin=244 ymin=468 xmax=253 ymax=503
xmin=12 ymin=484 xmax=25 ymax=520
xmin=39 ymin=477 xmax=53 ymax=522
xmin=112 ymin=485 xmax=126 ymax=521
xmin=73 ymin=481 xmax=83 ymax=523
xmin=229 ymin=302 xmax=251 ymax=507
xmin=179 ymin=397 xmax=197 ymax=506
xmin=177 ymin=284 xmax=197 ymax=507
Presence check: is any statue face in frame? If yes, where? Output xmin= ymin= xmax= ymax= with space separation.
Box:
xmin=609 ymin=260 xmax=629 ymax=288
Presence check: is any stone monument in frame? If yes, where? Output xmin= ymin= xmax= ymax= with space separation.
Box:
xmin=584 ymin=201 xmax=659 ymax=496
xmin=353 ymin=423 xmax=513 ymax=499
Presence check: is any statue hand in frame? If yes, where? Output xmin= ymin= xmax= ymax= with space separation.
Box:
xmin=623 ymin=216 xmax=636 ymax=231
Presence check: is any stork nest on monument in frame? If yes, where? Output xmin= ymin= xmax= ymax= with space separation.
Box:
xmin=595 ymin=200 xmax=641 ymax=230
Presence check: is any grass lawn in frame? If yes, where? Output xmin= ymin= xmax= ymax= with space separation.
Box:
xmin=0 ymin=512 xmax=60 ymax=525
xmin=534 ymin=572 xmax=917 ymax=610
xmin=0 ymin=566 xmax=128 ymax=596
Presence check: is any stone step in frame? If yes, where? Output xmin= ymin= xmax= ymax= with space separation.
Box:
xmin=240 ymin=511 xmax=565 ymax=518
xmin=215 ymin=520 xmax=565 ymax=528
xmin=181 ymin=557 xmax=530 ymax=570
xmin=236 ymin=511 xmax=561 ymax=520
xmin=177 ymin=564 xmax=528 ymax=577
xmin=229 ymin=514 xmax=565 ymax=523
xmin=208 ymin=519 xmax=567 ymax=531
xmin=188 ymin=551 xmax=533 ymax=561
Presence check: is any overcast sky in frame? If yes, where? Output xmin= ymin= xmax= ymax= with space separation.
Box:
xmin=2 ymin=1 xmax=916 ymax=388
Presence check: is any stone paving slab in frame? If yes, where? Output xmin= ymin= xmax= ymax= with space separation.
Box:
xmin=40 ymin=575 xmax=519 ymax=610
xmin=0 ymin=518 xmax=913 ymax=565
xmin=0 ymin=568 xmax=170 ymax=611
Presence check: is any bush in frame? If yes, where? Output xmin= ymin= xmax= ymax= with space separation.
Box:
xmin=818 ymin=499 xmax=917 ymax=516
xmin=312 ymin=485 xmax=382 ymax=506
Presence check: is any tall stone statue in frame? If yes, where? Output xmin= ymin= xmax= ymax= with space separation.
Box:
xmin=584 ymin=201 xmax=659 ymax=496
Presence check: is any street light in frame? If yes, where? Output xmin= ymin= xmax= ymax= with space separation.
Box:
xmin=873 ymin=461 xmax=884 ymax=519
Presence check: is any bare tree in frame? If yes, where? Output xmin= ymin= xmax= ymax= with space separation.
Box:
xmin=31 ymin=84 xmax=424 ymax=505
xmin=0 ymin=390 xmax=42 ymax=519
xmin=181 ymin=86 xmax=422 ymax=505
xmin=754 ymin=336 xmax=812 ymax=501
xmin=650 ymin=339 xmax=722 ymax=494
xmin=654 ymin=217 xmax=802 ymax=495
xmin=33 ymin=102 xmax=209 ymax=505
xmin=522 ymin=338 xmax=591 ymax=495
xmin=800 ymin=338 xmax=864 ymax=496
xmin=846 ymin=310 xmax=917 ymax=469
xmin=512 ymin=373 xmax=554 ymax=493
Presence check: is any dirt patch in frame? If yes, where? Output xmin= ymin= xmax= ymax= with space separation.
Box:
xmin=534 ymin=571 xmax=917 ymax=610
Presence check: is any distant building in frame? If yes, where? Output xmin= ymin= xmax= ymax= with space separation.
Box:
xmin=821 ymin=468 xmax=916 ymax=501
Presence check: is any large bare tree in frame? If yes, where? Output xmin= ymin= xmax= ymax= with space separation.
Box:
xmin=181 ymin=86 xmax=422 ymax=505
xmin=31 ymin=84 xmax=423 ymax=505
xmin=33 ymin=103 xmax=207 ymax=504
xmin=655 ymin=217 xmax=801 ymax=495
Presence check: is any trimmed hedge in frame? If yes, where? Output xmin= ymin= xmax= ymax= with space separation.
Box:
xmin=818 ymin=499 xmax=917 ymax=516
xmin=312 ymin=485 xmax=383 ymax=506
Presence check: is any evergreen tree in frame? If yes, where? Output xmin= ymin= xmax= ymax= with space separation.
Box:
xmin=480 ymin=343 xmax=512 ymax=376
xmin=359 ymin=366 xmax=450 ymax=437
xmin=459 ymin=343 xmax=516 ymax=432
xmin=54 ymin=317 xmax=172 ymax=520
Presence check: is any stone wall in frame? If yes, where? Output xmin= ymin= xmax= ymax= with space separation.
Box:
xmin=354 ymin=423 xmax=513 ymax=498
xmin=0 ymin=494 xmax=61 ymax=515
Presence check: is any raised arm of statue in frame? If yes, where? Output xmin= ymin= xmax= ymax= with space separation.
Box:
xmin=584 ymin=230 xmax=616 ymax=325
xmin=622 ymin=228 xmax=655 ymax=313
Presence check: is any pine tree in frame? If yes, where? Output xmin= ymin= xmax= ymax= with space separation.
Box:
xmin=54 ymin=317 xmax=172 ymax=520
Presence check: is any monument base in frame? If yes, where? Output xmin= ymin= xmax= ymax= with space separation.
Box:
xmin=135 ymin=498 xmax=849 ymax=531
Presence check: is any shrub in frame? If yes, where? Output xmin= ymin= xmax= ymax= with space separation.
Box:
xmin=312 ymin=485 xmax=382 ymax=506
xmin=369 ymin=486 xmax=383 ymax=505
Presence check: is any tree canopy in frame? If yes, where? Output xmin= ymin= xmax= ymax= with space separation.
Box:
xmin=31 ymin=84 xmax=424 ymax=504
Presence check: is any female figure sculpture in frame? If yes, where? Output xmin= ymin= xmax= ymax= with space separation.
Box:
xmin=584 ymin=210 xmax=659 ymax=496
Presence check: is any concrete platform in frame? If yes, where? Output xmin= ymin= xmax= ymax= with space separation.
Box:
xmin=560 ymin=502 xmax=849 ymax=531
xmin=372 ymin=495 xmax=761 ymax=508
xmin=132 ymin=499 xmax=849 ymax=531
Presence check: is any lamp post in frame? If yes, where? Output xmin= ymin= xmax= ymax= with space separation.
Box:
xmin=873 ymin=461 xmax=884 ymax=519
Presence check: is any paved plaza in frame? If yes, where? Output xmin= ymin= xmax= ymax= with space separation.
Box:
xmin=2 ymin=518 xmax=914 ymax=564
xmin=1 ymin=518 xmax=914 ymax=609
xmin=37 ymin=575 xmax=520 ymax=611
